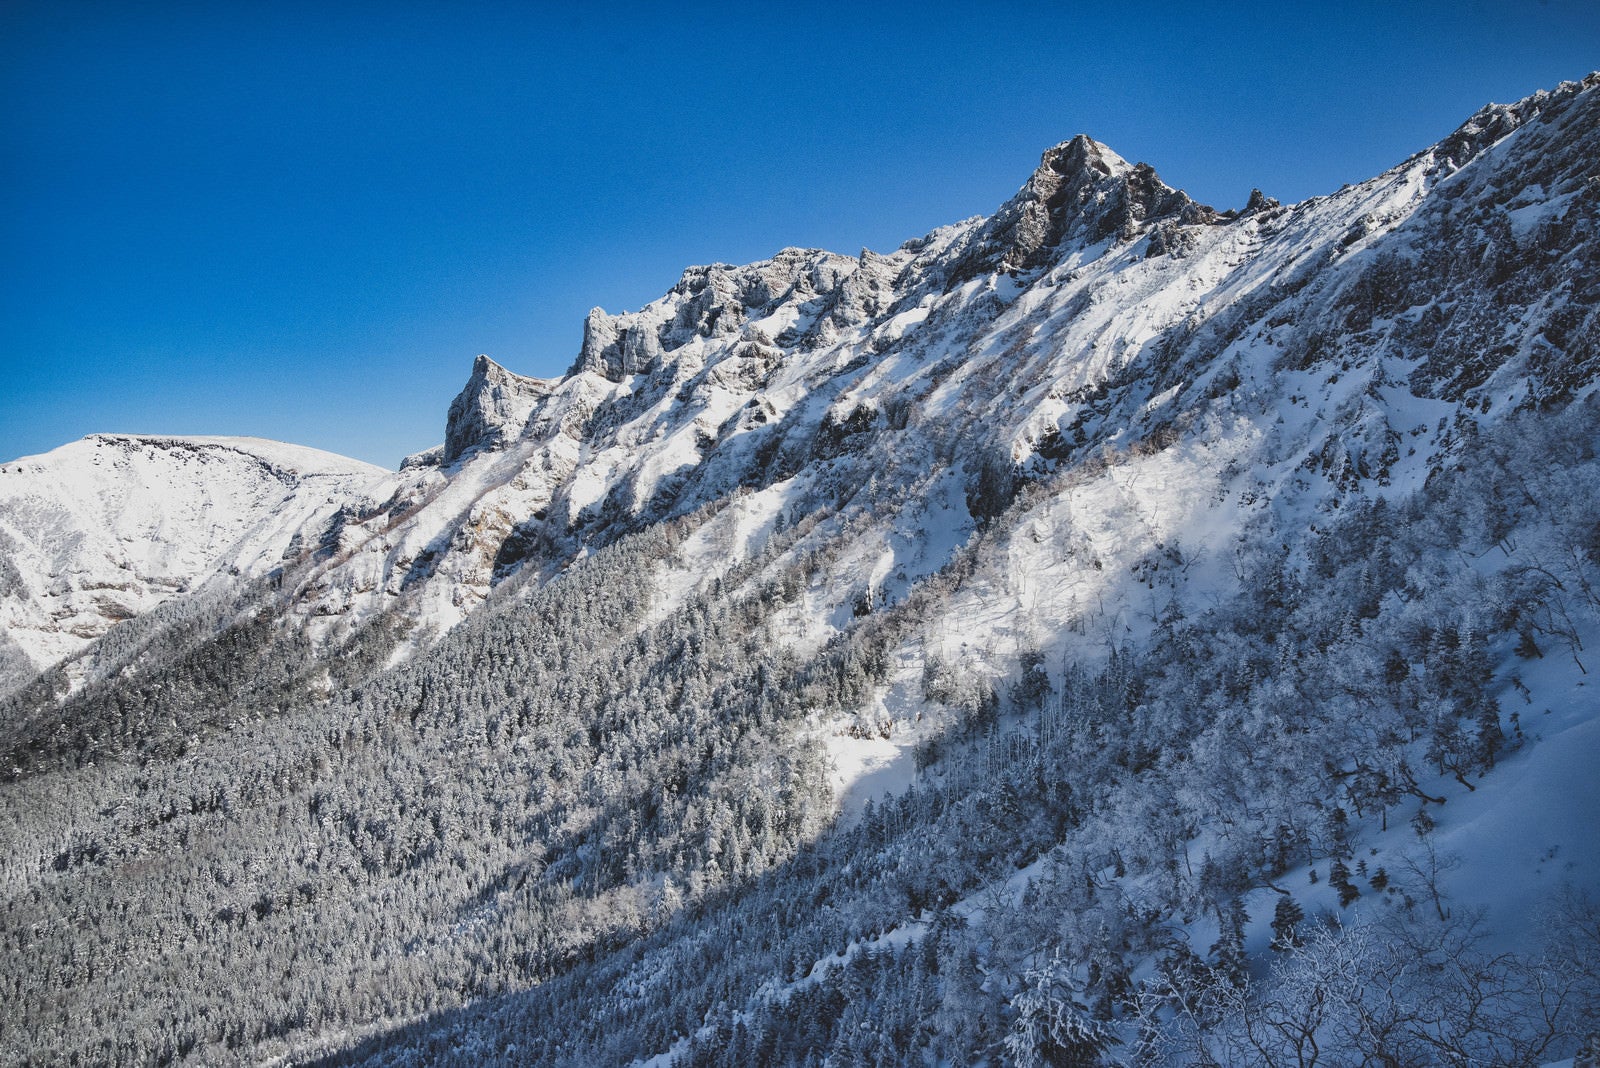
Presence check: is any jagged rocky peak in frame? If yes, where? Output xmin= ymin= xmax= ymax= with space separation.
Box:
xmin=999 ymin=135 xmax=1136 ymax=261
xmin=1243 ymin=188 xmax=1280 ymax=214
xmin=951 ymin=134 xmax=1206 ymax=283
xmin=573 ymin=248 xmax=861 ymax=382
xmin=1427 ymin=70 xmax=1600 ymax=175
xmin=443 ymin=354 xmax=551 ymax=462
xmin=1040 ymin=133 xmax=1125 ymax=179
xmin=575 ymin=307 xmax=659 ymax=382
xmin=704 ymin=247 xmax=862 ymax=318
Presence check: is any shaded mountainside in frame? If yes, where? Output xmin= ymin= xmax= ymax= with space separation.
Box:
xmin=1 ymin=75 xmax=1598 ymax=1067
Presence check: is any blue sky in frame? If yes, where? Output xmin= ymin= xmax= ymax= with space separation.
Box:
xmin=3 ymin=1 xmax=1597 ymax=468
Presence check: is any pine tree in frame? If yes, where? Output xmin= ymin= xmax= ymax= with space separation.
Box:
xmin=1270 ymin=894 xmax=1305 ymax=951
xmin=1005 ymin=958 xmax=1119 ymax=1068
xmin=1330 ymin=859 xmax=1361 ymax=907
xmin=1209 ymin=898 xmax=1249 ymax=988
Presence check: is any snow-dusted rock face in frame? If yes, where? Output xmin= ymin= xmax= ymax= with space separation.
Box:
xmin=945 ymin=133 xmax=1208 ymax=283
xmin=454 ymin=70 xmax=1595 ymax=605
xmin=0 ymin=435 xmax=387 ymax=691
xmin=268 ymin=69 xmax=1596 ymax=701
xmin=443 ymin=354 xmax=554 ymax=463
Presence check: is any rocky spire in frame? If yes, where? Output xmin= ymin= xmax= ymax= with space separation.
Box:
xmin=443 ymin=354 xmax=551 ymax=463
xmin=948 ymin=134 xmax=1204 ymax=284
xmin=1244 ymin=188 xmax=1281 ymax=214
xmin=995 ymin=135 xmax=1134 ymax=267
xmin=573 ymin=307 xmax=669 ymax=382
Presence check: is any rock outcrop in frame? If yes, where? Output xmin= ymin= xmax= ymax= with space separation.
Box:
xmin=443 ymin=354 xmax=553 ymax=462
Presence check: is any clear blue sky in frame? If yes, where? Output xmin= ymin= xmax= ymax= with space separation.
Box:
xmin=3 ymin=1 xmax=1597 ymax=468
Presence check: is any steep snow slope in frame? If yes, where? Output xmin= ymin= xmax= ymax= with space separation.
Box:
xmin=440 ymin=74 xmax=1597 ymax=694
xmin=287 ymin=76 xmax=1594 ymax=677
xmin=0 ymin=435 xmax=386 ymax=693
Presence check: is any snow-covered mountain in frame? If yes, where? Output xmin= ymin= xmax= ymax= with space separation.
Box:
xmin=1 ymin=74 xmax=1597 ymax=1067
xmin=0 ymin=435 xmax=386 ymax=696
xmin=15 ymin=74 xmax=1592 ymax=700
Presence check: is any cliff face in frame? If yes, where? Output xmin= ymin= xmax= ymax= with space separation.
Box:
xmin=443 ymin=354 xmax=554 ymax=462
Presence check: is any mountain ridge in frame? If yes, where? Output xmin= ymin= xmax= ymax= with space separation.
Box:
xmin=0 ymin=433 xmax=386 ymax=696
xmin=6 ymin=67 xmax=1597 ymax=760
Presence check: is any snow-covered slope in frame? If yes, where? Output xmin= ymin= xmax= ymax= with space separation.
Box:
xmin=311 ymin=72 xmax=1596 ymax=675
xmin=0 ymin=435 xmax=386 ymax=692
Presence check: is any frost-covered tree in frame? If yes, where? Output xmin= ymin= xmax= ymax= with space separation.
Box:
xmin=1006 ymin=957 xmax=1119 ymax=1068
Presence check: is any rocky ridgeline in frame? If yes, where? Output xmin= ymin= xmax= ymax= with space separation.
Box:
xmin=5 ymin=74 xmax=1597 ymax=710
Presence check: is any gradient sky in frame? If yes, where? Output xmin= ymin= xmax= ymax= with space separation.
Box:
xmin=3 ymin=1 xmax=1597 ymax=468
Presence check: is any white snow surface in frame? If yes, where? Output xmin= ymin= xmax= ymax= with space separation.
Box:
xmin=0 ymin=435 xmax=386 ymax=685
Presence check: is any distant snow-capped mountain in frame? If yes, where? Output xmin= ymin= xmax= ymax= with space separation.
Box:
xmin=0 ymin=435 xmax=386 ymax=695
